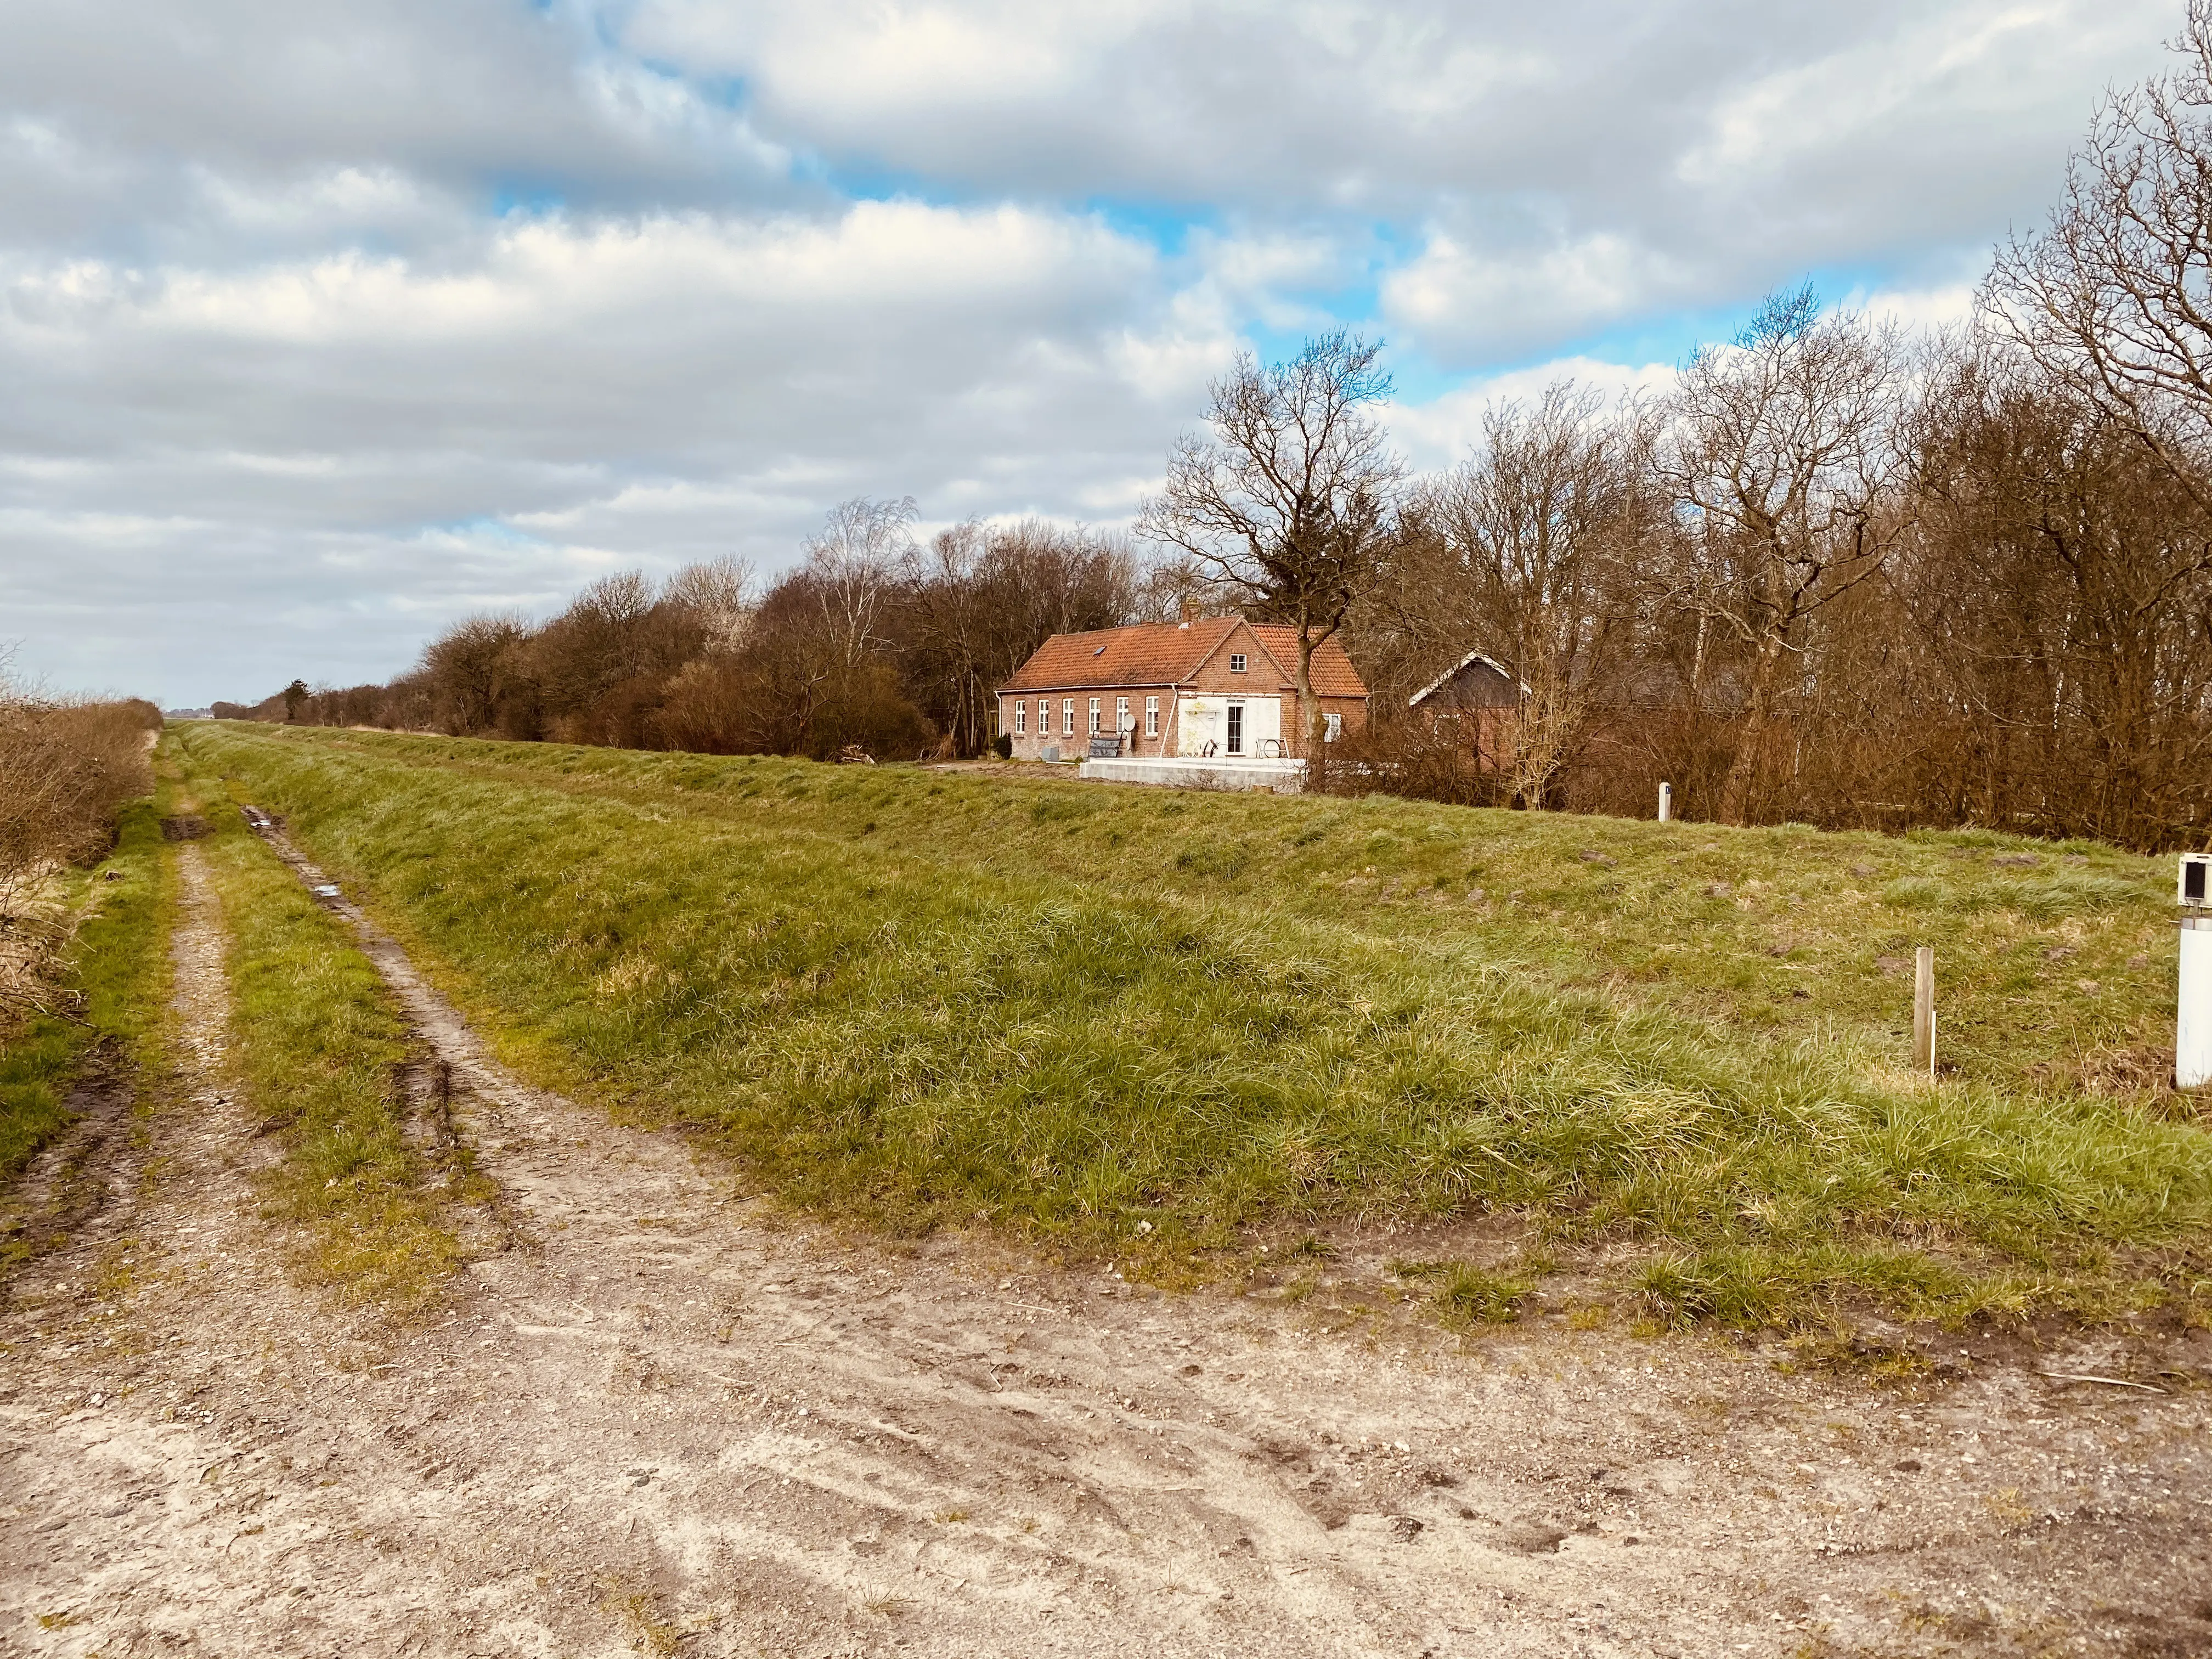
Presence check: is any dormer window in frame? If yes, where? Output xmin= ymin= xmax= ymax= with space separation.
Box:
xmin=1229 ymin=653 xmax=1246 ymax=673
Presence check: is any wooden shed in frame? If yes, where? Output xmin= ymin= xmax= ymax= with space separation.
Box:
xmin=1407 ymin=650 xmax=1526 ymax=772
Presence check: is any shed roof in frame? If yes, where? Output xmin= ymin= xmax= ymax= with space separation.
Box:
xmin=1408 ymin=649 xmax=1529 ymax=708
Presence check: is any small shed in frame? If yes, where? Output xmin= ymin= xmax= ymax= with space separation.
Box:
xmin=1408 ymin=650 xmax=1526 ymax=771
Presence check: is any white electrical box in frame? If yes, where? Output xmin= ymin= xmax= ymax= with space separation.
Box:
xmin=2182 ymin=853 xmax=2210 ymax=910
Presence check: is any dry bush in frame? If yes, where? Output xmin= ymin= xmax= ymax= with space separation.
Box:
xmin=1317 ymin=715 xmax=1508 ymax=807
xmin=0 ymin=683 xmax=160 ymax=1023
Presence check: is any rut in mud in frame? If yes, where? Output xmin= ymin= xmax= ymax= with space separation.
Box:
xmin=2 ymin=829 xmax=2210 ymax=1658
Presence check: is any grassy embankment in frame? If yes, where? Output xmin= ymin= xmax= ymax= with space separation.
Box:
xmin=180 ymin=723 xmax=2212 ymax=1328
xmin=175 ymin=744 xmax=474 ymax=1308
xmin=0 ymin=796 xmax=173 ymax=1203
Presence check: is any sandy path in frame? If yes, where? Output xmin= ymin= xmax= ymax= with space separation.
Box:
xmin=2 ymin=835 xmax=2209 ymax=1657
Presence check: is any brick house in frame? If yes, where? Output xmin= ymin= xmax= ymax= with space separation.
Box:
xmin=997 ymin=615 xmax=1367 ymax=761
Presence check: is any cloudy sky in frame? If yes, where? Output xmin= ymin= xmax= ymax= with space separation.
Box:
xmin=0 ymin=0 xmax=2181 ymax=706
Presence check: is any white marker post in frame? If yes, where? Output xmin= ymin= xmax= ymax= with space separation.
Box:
xmin=1658 ymin=782 xmax=1672 ymax=823
xmin=1911 ymin=946 xmax=1936 ymax=1077
xmin=2180 ymin=855 xmax=2211 ymax=1089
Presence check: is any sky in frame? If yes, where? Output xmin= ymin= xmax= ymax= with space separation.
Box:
xmin=0 ymin=0 xmax=2183 ymax=707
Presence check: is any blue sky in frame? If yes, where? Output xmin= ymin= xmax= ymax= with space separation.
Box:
xmin=0 ymin=0 xmax=2183 ymax=705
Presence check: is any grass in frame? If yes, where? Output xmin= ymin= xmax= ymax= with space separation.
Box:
xmin=175 ymin=743 xmax=472 ymax=1309
xmin=0 ymin=792 xmax=174 ymax=1189
xmin=1393 ymin=1258 xmax=1537 ymax=1326
xmin=173 ymin=723 xmax=2212 ymax=1328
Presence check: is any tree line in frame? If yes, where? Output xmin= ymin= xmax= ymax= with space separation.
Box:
xmin=237 ymin=509 xmax=1164 ymax=764
xmin=242 ymin=12 xmax=2212 ymax=850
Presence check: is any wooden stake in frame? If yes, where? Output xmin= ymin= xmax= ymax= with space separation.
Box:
xmin=1912 ymin=946 xmax=1936 ymax=1076
xmin=1657 ymin=782 xmax=1672 ymax=823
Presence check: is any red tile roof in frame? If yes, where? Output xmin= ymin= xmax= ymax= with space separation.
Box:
xmin=1000 ymin=618 xmax=1235 ymax=692
xmin=997 ymin=617 xmax=1367 ymax=698
xmin=1248 ymin=625 xmax=1368 ymax=698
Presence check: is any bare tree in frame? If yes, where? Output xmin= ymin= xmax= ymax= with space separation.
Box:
xmin=663 ymin=557 xmax=757 ymax=654
xmin=1139 ymin=332 xmax=1405 ymax=755
xmin=1656 ymin=286 xmax=1906 ymax=824
xmin=1410 ymin=382 xmax=1650 ymax=806
xmin=1903 ymin=342 xmax=2212 ymax=845
xmin=420 ymin=614 xmax=531 ymax=735
xmin=900 ymin=519 xmax=1138 ymax=755
xmin=806 ymin=497 xmax=918 ymax=669
xmin=1987 ymin=1 xmax=2212 ymax=511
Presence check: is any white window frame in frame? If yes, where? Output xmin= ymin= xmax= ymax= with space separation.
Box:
xmin=1226 ymin=699 xmax=1245 ymax=755
xmin=1144 ymin=695 xmax=1159 ymax=737
xmin=1324 ymin=710 xmax=1342 ymax=742
xmin=1229 ymin=653 xmax=1246 ymax=673
xmin=1087 ymin=697 xmax=1101 ymax=735
xmin=1115 ymin=696 xmax=1130 ymax=735
xmin=1062 ymin=698 xmax=1075 ymax=736
xmin=1014 ymin=699 xmax=1026 ymax=735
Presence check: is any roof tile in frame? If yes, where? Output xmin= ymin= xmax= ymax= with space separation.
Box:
xmin=1247 ymin=625 xmax=1367 ymax=698
xmin=998 ymin=617 xmax=1367 ymax=698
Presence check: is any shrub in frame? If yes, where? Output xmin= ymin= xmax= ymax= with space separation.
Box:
xmin=0 ymin=686 xmax=161 ymax=1025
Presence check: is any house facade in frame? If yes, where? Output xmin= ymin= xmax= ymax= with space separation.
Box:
xmin=997 ymin=615 xmax=1367 ymax=762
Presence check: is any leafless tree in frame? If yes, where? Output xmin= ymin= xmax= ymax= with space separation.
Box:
xmin=1655 ymin=286 xmax=1908 ymax=824
xmin=1987 ymin=0 xmax=2212 ymax=511
xmin=421 ymin=613 xmax=532 ymax=735
xmin=663 ymin=557 xmax=757 ymax=654
xmin=1903 ymin=341 xmax=2212 ymax=844
xmin=1404 ymin=382 xmax=1651 ymax=806
xmin=899 ymin=519 xmax=1138 ymax=755
xmin=806 ymin=497 xmax=918 ymax=669
xmin=1139 ymin=331 xmax=1405 ymax=755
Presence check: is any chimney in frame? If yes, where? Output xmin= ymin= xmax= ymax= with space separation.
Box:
xmin=1178 ymin=597 xmax=1199 ymax=629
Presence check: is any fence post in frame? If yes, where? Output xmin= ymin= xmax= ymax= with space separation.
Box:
xmin=1657 ymin=781 xmax=1672 ymax=823
xmin=1911 ymin=946 xmax=1936 ymax=1076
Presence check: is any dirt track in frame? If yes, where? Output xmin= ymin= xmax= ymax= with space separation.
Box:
xmin=2 ymin=838 xmax=2210 ymax=1657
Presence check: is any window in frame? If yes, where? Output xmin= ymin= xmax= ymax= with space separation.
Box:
xmin=1087 ymin=697 xmax=1101 ymax=735
xmin=1062 ymin=698 xmax=1075 ymax=736
xmin=1144 ymin=695 xmax=1159 ymax=737
xmin=1324 ymin=710 xmax=1342 ymax=742
xmin=1014 ymin=699 xmax=1026 ymax=735
xmin=1115 ymin=696 xmax=1130 ymax=735
xmin=1229 ymin=653 xmax=1246 ymax=673
xmin=1226 ymin=701 xmax=1244 ymax=755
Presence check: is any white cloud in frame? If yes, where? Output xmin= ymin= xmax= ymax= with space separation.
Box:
xmin=1382 ymin=227 xmax=1684 ymax=361
xmin=0 ymin=0 xmax=2187 ymax=702
xmin=1387 ymin=356 xmax=1678 ymax=471
xmin=0 ymin=199 xmax=1225 ymax=700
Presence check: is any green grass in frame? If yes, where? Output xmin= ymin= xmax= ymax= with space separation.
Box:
xmin=178 ymin=747 xmax=471 ymax=1309
xmin=0 ymin=794 xmax=174 ymax=1187
xmin=1394 ymin=1257 xmax=1538 ymax=1326
xmin=174 ymin=723 xmax=2212 ymax=1328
